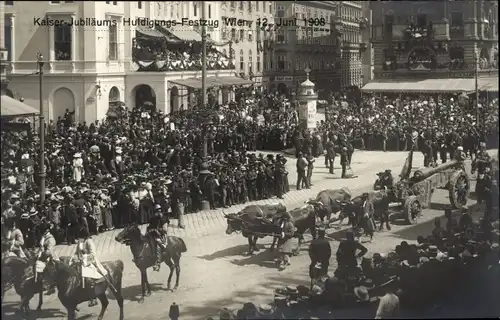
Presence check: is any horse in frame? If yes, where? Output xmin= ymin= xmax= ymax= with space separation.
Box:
xmin=2 ymin=255 xmax=44 ymax=318
xmin=225 ymin=204 xmax=318 ymax=256
xmin=40 ymin=256 xmax=124 ymax=320
xmin=114 ymin=225 xmax=187 ymax=303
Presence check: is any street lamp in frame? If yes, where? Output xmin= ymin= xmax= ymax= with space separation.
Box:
xmin=37 ymin=52 xmax=46 ymax=206
xmin=203 ymin=118 xmax=214 ymax=159
xmin=474 ymin=47 xmax=480 ymax=129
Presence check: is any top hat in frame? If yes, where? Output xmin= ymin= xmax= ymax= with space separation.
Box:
xmin=353 ymin=286 xmax=370 ymax=302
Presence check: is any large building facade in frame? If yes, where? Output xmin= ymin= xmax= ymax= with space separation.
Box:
xmin=3 ymin=1 xmax=268 ymax=123
xmin=263 ymin=1 xmax=341 ymax=98
xmin=369 ymin=1 xmax=498 ymax=89
xmin=336 ymin=1 xmax=365 ymax=89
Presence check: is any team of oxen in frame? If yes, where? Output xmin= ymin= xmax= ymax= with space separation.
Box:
xmin=224 ymin=186 xmax=390 ymax=255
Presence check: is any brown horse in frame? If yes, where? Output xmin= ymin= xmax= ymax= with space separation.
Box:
xmin=2 ymin=255 xmax=44 ymax=318
xmin=114 ymin=225 xmax=187 ymax=303
xmin=40 ymin=257 xmax=124 ymax=320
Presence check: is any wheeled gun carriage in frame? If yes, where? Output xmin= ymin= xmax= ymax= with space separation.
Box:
xmin=379 ymin=158 xmax=470 ymax=225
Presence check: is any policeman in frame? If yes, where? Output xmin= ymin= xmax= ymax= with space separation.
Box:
xmin=340 ymin=147 xmax=349 ymax=179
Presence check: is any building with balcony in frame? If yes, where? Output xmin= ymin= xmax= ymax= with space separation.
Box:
xmin=218 ymin=1 xmax=275 ymax=86
xmin=262 ymin=1 xmax=341 ymax=99
xmin=364 ymin=0 xmax=498 ymax=93
xmin=336 ymin=1 xmax=367 ymax=90
xmin=3 ymin=1 xmax=254 ymax=123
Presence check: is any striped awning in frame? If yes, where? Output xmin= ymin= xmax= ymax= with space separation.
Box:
xmin=136 ymin=25 xmax=166 ymax=39
xmin=1 ymin=95 xmax=39 ymax=117
xmin=167 ymin=27 xmax=202 ymax=42
xmin=170 ymin=76 xmax=253 ymax=89
xmin=361 ymin=78 xmax=476 ymax=93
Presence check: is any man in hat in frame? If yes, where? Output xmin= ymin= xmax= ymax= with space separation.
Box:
xmin=340 ymin=146 xmax=349 ymax=179
xmin=4 ymin=218 xmax=26 ymax=258
xmin=374 ymin=280 xmax=400 ymax=319
xmin=308 ymin=226 xmax=331 ymax=278
xmin=277 ymin=212 xmax=295 ymax=270
xmin=336 ymin=230 xmax=368 ymax=271
xmin=147 ymin=204 xmax=170 ymax=271
xmin=296 ymin=152 xmax=309 ymax=190
xmin=472 ymin=142 xmax=491 ymax=178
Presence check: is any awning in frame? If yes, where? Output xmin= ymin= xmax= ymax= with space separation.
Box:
xmin=479 ymin=77 xmax=498 ymax=92
xmin=361 ymin=78 xmax=475 ymax=93
xmin=167 ymin=27 xmax=202 ymax=42
xmin=136 ymin=25 xmax=166 ymax=39
xmin=170 ymin=76 xmax=254 ymax=89
xmin=1 ymin=95 xmax=39 ymax=117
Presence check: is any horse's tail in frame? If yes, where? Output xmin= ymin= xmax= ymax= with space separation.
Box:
xmin=178 ymin=238 xmax=187 ymax=253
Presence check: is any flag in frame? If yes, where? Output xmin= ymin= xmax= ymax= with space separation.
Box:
xmin=400 ymin=148 xmax=414 ymax=180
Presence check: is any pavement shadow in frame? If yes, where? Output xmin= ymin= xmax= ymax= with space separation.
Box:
xmin=197 ymin=243 xmax=266 ymax=261
xmin=1 ymin=302 xmax=66 ymax=320
xmin=120 ymin=283 xmax=165 ymax=302
xmin=229 ymin=249 xmax=277 ymax=269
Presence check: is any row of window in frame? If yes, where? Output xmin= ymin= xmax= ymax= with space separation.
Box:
xmin=223 ymin=28 xmax=256 ymax=42
xmin=225 ymin=1 xmax=274 ymax=14
xmin=287 ymin=4 xmax=332 ymax=24
xmin=275 ymin=54 xmax=337 ymax=71
xmin=223 ymin=48 xmax=262 ymax=73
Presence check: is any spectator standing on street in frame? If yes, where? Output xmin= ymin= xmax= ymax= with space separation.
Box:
xmin=306 ymin=154 xmax=315 ymax=187
xmin=296 ymin=152 xmax=309 ymax=190
xmin=375 ymin=282 xmax=400 ymax=319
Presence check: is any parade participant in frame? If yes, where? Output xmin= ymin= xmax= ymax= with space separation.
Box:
xmin=308 ymin=226 xmax=331 ymax=278
xmin=277 ymin=212 xmax=295 ymax=270
xmin=147 ymin=204 xmax=170 ymax=271
xmin=37 ymin=222 xmax=58 ymax=295
xmin=71 ymin=227 xmax=108 ymax=307
xmin=472 ymin=142 xmax=491 ymax=178
xmin=325 ymin=139 xmax=336 ymax=174
xmin=5 ymin=218 xmax=26 ymax=258
xmin=336 ymin=230 xmax=368 ymax=271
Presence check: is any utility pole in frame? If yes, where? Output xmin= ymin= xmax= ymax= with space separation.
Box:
xmin=37 ymin=52 xmax=46 ymax=206
xmin=201 ymin=1 xmax=208 ymax=158
xmin=474 ymin=46 xmax=480 ymax=129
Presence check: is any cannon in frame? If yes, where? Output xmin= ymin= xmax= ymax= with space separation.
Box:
xmin=376 ymin=150 xmax=470 ymax=225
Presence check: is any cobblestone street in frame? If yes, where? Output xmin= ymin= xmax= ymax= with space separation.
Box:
xmin=2 ymin=150 xmax=495 ymax=320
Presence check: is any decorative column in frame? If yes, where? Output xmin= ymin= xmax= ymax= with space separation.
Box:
xmin=464 ymin=1 xmax=478 ymax=39
xmin=48 ymin=16 xmax=55 ymax=62
xmin=71 ymin=14 xmax=76 ymax=71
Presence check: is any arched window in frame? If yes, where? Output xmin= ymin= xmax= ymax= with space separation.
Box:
xmin=239 ymin=49 xmax=244 ymax=71
xmin=256 ymin=52 xmax=261 ymax=72
xmin=248 ymin=50 xmax=253 ymax=73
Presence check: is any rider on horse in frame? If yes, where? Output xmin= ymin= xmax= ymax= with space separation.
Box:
xmin=71 ymin=228 xmax=108 ymax=307
xmin=146 ymin=204 xmax=170 ymax=271
xmin=4 ymin=218 xmax=26 ymax=259
xmin=36 ymin=222 xmax=58 ymax=294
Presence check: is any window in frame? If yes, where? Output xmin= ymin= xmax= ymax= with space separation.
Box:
xmin=138 ymin=1 xmax=142 ymax=9
xmin=230 ymin=48 xmax=235 ymax=60
xmin=231 ymin=28 xmax=236 ymax=39
xmin=4 ymin=16 xmax=11 ymax=61
xmin=113 ymin=1 xmax=117 ymax=4
xmin=269 ymin=2 xmax=272 ymax=13
xmin=240 ymin=49 xmax=244 ymax=71
xmin=54 ymin=22 xmax=72 ymax=61
xmin=277 ymin=5 xmax=285 ymax=17
xmin=248 ymin=50 xmax=253 ymax=73
xmin=208 ymin=5 xmax=211 ymax=19
xmin=230 ymin=1 xmax=235 ymax=8
xmin=50 ymin=1 xmax=60 ymax=3
xmin=416 ymin=14 xmax=427 ymax=27
xmin=109 ymin=24 xmax=118 ymax=60
xmin=451 ymin=12 xmax=463 ymax=26
xmin=256 ymin=27 xmax=261 ymax=41
xmin=262 ymin=1 xmax=265 ymax=12
xmin=222 ymin=27 xmax=228 ymax=40
xmin=255 ymin=1 xmax=259 ymax=11
xmin=193 ymin=3 xmax=197 ymax=16
xmin=223 ymin=49 xmax=227 ymax=57
xmin=278 ymin=54 xmax=286 ymax=71
xmin=277 ymin=29 xmax=285 ymax=43
xmin=296 ymin=57 xmax=301 ymax=70
xmin=248 ymin=1 xmax=252 ymax=13
xmin=248 ymin=30 xmax=252 ymax=41
xmin=256 ymin=54 xmax=261 ymax=71
xmin=239 ymin=1 xmax=243 ymax=10
xmin=240 ymin=29 xmax=245 ymax=41
xmin=384 ymin=14 xmax=394 ymax=37
xmin=5 ymin=1 xmax=14 ymax=5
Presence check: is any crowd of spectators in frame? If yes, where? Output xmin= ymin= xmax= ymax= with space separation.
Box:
xmin=1 ymin=87 xmax=498 ymax=249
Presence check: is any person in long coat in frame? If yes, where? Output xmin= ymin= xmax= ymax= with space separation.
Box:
xmin=277 ymin=212 xmax=295 ymax=270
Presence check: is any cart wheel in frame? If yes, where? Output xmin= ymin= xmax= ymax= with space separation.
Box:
xmin=404 ymin=196 xmax=421 ymax=225
xmin=449 ymin=171 xmax=470 ymax=209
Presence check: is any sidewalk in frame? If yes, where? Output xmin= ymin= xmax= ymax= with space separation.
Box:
xmin=52 ymin=151 xmax=425 ymax=258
